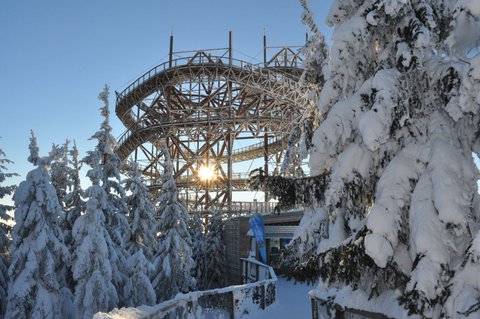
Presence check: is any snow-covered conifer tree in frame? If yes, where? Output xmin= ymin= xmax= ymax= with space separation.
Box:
xmin=124 ymin=163 xmax=156 ymax=260
xmin=152 ymin=142 xmax=195 ymax=302
xmin=71 ymin=139 xmax=119 ymax=319
xmin=288 ymin=0 xmax=480 ymax=318
xmin=5 ymin=132 xmax=71 ymax=319
xmin=50 ymin=140 xmax=72 ymax=209
xmin=189 ymin=211 xmax=206 ymax=287
xmin=82 ymin=85 xmax=129 ymax=303
xmin=86 ymin=86 xmax=129 ymax=246
xmin=189 ymin=210 xmax=204 ymax=243
xmin=61 ymin=141 xmax=85 ymax=294
xmin=281 ymin=0 xmax=327 ymax=175
xmin=199 ymin=211 xmax=226 ymax=290
xmin=0 ymin=146 xmax=16 ymax=318
xmin=63 ymin=141 xmax=85 ymax=244
xmin=123 ymin=251 xmax=156 ymax=308
xmin=122 ymin=163 xmax=156 ymax=306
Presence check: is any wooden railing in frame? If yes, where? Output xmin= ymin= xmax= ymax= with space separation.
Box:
xmin=116 ymin=53 xmax=300 ymax=103
xmin=218 ymin=201 xmax=277 ymax=215
xmin=187 ymin=201 xmax=301 ymax=215
xmin=95 ymin=258 xmax=276 ymax=319
xmin=309 ymin=292 xmax=394 ymax=319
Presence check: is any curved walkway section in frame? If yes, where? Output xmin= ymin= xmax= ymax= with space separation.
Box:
xmin=114 ymin=52 xmax=309 ymax=161
xmin=116 ymin=54 xmax=307 ymax=127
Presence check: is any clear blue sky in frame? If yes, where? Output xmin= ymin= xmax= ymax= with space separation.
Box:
xmin=0 ymin=0 xmax=333 ymax=197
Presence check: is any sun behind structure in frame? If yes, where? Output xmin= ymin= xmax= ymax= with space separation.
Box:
xmin=197 ymin=165 xmax=216 ymax=182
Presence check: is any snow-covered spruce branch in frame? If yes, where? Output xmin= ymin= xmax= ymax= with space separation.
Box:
xmin=292 ymin=0 xmax=480 ymax=317
xmin=249 ymin=168 xmax=328 ymax=212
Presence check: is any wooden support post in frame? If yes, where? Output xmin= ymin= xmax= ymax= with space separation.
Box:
xmin=264 ymin=133 xmax=269 ymax=204
xmin=241 ymin=259 xmax=245 ymax=283
xmin=228 ymin=291 xmax=235 ymax=319
xmin=187 ymin=300 xmax=194 ymax=314
xmin=311 ymin=298 xmax=319 ymax=319
xmin=169 ymin=34 xmax=174 ymax=68
xmin=227 ymin=132 xmax=233 ymax=213
xmin=186 ymin=140 xmax=190 ymax=208
xmin=134 ymin=107 xmax=140 ymax=162
xmin=260 ymin=285 xmax=266 ymax=310
xmin=229 ymin=31 xmax=233 ymax=67
xmin=272 ymin=282 xmax=276 ymax=304
xmin=263 ymin=32 xmax=267 ymax=68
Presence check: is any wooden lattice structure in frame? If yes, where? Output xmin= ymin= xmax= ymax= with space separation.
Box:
xmin=115 ymin=33 xmax=311 ymax=212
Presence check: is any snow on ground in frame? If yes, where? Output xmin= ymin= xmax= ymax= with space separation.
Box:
xmin=247 ymin=276 xmax=315 ymax=319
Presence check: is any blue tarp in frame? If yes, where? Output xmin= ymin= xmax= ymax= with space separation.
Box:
xmin=249 ymin=214 xmax=267 ymax=263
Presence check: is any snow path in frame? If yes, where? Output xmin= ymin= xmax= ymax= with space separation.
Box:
xmin=247 ymin=276 xmax=315 ymax=319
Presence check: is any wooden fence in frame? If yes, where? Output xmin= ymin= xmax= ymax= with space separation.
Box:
xmin=95 ymin=258 xmax=276 ymax=319
xmin=309 ymin=292 xmax=394 ymax=319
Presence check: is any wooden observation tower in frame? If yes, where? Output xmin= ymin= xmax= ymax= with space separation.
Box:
xmin=115 ymin=32 xmax=310 ymax=213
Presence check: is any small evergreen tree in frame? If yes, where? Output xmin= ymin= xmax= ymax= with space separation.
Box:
xmin=124 ymin=163 xmax=156 ymax=260
xmin=5 ymin=132 xmax=71 ymax=319
xmin=63 ymin=141 xmax=85 ymax=246
xmin=200 ymin=211 xmax=226 ymax=290
xmin=83 ymin=85 xmax=129 ymax=303
xmin=71 ymin=142 xmax=119 ymax=319
xmin=123 ymin=250 xmax=156 ymax=307
xmin=188 ymin=211 xmax=204 ymax=243
xmin=152 ymin=143 xmax=195 ymax=302
xmin=0 ymin=146 xmax=17 ymax=318
xmin=123 ymin=163 xmax=156 ymax=306
xmin=63 ymin=141 xmax=85 ymax=294
xmin=50 ymin=140 xmax=72 ymax=209
xmin=189 ymin=211 xmax=206 ymax=287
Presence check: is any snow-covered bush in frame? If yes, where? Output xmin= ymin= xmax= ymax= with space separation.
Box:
xmin=289 ymin=0 xmax=480 ymax=318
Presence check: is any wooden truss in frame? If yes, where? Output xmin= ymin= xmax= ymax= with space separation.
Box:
xmin=115 ymin=34 xmax=311 ymax=212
